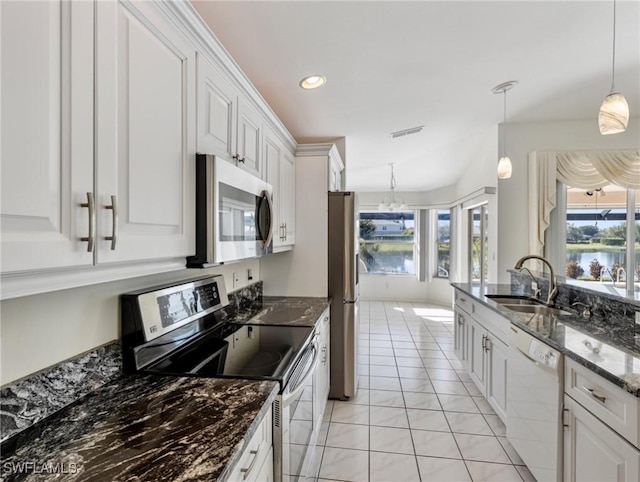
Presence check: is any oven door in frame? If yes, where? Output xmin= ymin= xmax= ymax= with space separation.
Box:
xmin=214 ymin=158 xmax=273 ymax=263
xmin=275 ymin=333 xmax=320 ymax=482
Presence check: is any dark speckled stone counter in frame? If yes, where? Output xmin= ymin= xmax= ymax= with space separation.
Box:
xmin=226 ymin=296 xmax=331 ymax=327
xmin=452 ymin=283 xmax=640 ymax=397
xmin=0 ymin=376 xmax=278 ymax=482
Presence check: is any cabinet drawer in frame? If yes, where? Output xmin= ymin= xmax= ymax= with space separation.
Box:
xmin=454 ymin=289 xmax=475 ymax=316
xmin=565 ymin=358 xmax=640 ymax=449
xmin=228 ymin=406 xmax=273 ymax=481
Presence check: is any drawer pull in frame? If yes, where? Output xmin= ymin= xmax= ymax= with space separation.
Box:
xmin=582 ymin=386 xmax=606 ymax=404
xmin=459 ymin=297 xmax=467 ymax=303
xmin=240 ymin=449 xmax=259 ymax=479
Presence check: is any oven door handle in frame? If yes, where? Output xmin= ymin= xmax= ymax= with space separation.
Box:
xmin=282 ymin=338 xmax=320 ymax=406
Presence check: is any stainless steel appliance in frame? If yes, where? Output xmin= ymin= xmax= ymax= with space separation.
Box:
xmin=328 ymin=191 xmax=360 ymax=400
xmin=507 ymin=324 xmax=563 ymax=482
xmin=121 ymin=275 xmax=320 ymax=482
xmin=187 ymin=155 xmax=274 ymax=267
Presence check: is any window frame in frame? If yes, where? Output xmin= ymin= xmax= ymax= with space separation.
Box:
xmin=359 ymin=210 xmax=417 ymax=276
xmin=550 ymin=182 xmax=638 ymax=295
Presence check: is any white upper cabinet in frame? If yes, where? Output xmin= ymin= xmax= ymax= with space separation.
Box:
xmin=264 ymin=127 xmax=295 ymax=250
xmin=95 ymin=0 xmax=195 ymax=263
xmin=236 ymin=98 xmax=263 ymax=178
xmin=1 ymin=0 xmax=94 ymax=272
xmin=281 ymin=150 xmax=296 ymax=246
xmin=196 ymin=57 xmax=263 ymax=178
xmin=197 ymin=54 xmax=237 ymax=160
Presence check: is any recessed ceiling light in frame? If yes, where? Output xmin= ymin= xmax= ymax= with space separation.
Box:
xmin=299 ymin=75 xmax=326 ymax=89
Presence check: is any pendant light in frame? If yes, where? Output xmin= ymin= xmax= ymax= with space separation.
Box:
xmin=599 ymin=0 xmax=629 ymax=135
xmin=378 ymin=163 xmax=407 ymax=211
xmin=492 ymin=80 xmax=518 ymax=180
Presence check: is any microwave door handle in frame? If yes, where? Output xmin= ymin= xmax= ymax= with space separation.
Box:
xmin=259 ymin=190 xmax=274 ymax=248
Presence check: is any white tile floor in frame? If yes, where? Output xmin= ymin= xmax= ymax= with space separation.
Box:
xmin=308 ymin=300 xmax=536 ymax=482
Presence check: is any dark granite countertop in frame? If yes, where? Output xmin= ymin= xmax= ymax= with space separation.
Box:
xmin=0 ymin=376 xmax=278 ymax=482
xmin=230 ymin=296 xmax=331 ymax=327
xmin=452 ymin=283 xmax=640 ymax=397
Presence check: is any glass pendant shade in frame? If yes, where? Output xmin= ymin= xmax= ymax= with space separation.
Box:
xmin=497 ymin=156 xmax=513 ymax=179
xmin=598 ymin=92 xmax=629 ymax=135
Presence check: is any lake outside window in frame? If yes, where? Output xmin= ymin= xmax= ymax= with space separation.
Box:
xmin=564 ymin=185 xmax=639 ymax=288
xmin=435 ymin=210 xmax=450 ymax=278
xmin=359 ymin=211 xmax=415 ymax=274
xmin=468 ymin=204 xmax=489 ymax=285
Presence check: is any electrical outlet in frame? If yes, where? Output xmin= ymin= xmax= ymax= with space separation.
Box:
xmin=233 ymin=271 xmax=239 ymax=289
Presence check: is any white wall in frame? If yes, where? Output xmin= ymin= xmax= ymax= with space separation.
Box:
xmin=496 ymin=118 xmax=640 ymax=282
xmin=0 ymin=260 xmax=259 ymax=384
xmin=455 ymin=126 xmax=499 ymax=199
xmin=360 ymin=275 xmax=452 ymax=306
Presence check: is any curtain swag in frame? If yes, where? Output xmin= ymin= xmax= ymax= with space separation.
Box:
xmin=529 ymin=149 xmax=640 ymax=255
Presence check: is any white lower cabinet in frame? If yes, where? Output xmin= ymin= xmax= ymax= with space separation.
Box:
xmin=314 ymin=309 xmax=331 ymax=428
xmin=564 ymin=395 xmax=640 ymax=482
xmin=229 ymin=406 xmax=273 ymax=482
xmin=466 ymin=315 xmax=508 ymax=422
xmin=453 ymin=289 xmax=509 ymax=423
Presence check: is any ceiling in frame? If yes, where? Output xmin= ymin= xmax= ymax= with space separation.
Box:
xmin=191 ymin=1 xmax=640 ymax=192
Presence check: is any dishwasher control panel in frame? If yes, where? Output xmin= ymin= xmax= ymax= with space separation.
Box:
xmin=529 ymin=339 xmax=560 ymax=368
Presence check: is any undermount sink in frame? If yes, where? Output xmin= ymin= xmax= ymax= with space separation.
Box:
xmin=485 ymin=295 xmax=543 ymax=306
xmin=502 ymin=304 xmax=572 ymax=316
xmin=484 ymin=294 xmax=572 ymax=316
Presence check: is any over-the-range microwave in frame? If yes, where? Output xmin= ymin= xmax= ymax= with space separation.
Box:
xmin=187 ymin=154 xmax=274 ymax=267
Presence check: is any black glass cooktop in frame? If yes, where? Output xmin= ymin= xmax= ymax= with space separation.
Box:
xmin=142 ymin=323 xmax=313 ymax=387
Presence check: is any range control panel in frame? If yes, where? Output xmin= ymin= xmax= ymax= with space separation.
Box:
xmin=136 ymin=275 xmax=229 ymax=342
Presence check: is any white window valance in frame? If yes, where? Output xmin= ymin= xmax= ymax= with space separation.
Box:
xmin=528 ymin=149 xmax=640 ymax=255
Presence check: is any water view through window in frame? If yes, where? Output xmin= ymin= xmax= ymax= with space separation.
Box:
xmin=565 ymin=185 xmax=639 ymax=290
xmin=359 ymin=211 xmax=415 ymax=274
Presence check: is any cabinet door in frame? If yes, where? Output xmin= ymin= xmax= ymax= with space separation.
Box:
xmin=95 ymin=1 xmax=195 ymax=263
xmin=564 ymin=395 xmax=640 ymax=482
xmin=236 ymin=98 xmax=262 ymax=178
xmin=468 ymin=318 xmax=486 ymax=395
xmin=196 ymin=54 xmax=237 ymax=160
xmin=281 ymin=151 xmax=296 ymax=245
xmin=263 ymin=128 xmax=282 ymax=247
xmin=453 ymin=309 xmax=468 ymax=366
xmin=485 ymin=334 xmax=508 ymax=422
xmin=315 ymin=311 xmax=331 ymax=426
xmin=1 ymin=0 xmax=94 ymax=272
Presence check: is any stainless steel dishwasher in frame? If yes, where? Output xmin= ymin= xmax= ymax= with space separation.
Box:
xmin=507 ymin=323 xmax=563 ymax=482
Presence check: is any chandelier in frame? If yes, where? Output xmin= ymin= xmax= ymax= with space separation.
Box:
xmin=378 ymin=163 xmax=407 ymax=211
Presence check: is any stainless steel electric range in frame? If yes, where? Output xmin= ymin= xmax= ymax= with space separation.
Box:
xmin=121 ymin=275 xmax=320 ymax=482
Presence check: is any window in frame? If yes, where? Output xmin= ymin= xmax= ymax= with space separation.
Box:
xmin=564 ymin=184 xmax=639 ymax=289
xmin=435 ymin=210 xmax=450 ymax=278
xmin=359 ymin=211 xmax=415 ymax=274
xmin=468 ymin=204 xmax=489 ymax=284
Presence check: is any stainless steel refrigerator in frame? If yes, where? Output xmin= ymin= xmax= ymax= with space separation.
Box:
xmin=328 ymin=191 xmax=360 ymax=400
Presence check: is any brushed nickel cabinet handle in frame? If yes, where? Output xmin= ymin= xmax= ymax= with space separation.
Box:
xmin=582 ymin=386 xmax=606 ymax=404
xmin=105 ymin=195 xmax=118 ymax=250
xmin=240 ymin=449 xmax=259 ymax=479
xmin=80 ymin=192 xmax=95 ymax=253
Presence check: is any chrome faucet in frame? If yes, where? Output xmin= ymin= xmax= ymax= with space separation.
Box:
xmin=514 ymin=255 xmax=558 ymax=305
